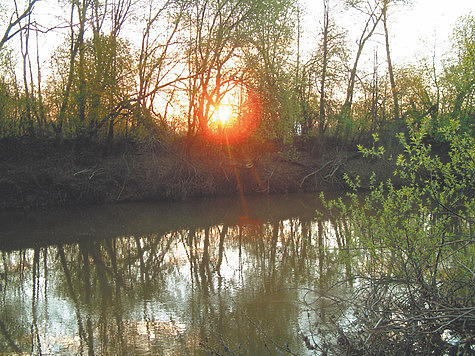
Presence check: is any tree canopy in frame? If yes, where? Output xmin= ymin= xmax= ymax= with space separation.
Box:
xmin=0 ymin=0 xmax=472 ymax=147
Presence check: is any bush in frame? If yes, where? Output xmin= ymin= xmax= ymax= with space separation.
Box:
xmin=318 ymin=118 xmax=474 ymax=354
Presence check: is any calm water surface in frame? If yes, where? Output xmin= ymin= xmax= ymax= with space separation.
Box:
xmin=0 ymin=193 xmax=354 ymax=355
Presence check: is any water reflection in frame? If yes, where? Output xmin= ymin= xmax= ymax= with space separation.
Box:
xmin=0 ymin=194 xmax=353 ymax=355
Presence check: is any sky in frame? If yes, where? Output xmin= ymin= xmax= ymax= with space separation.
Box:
xmin=300 ymin=0 xmax=474 ymax=66
xmin=2 ymin=0 xmax=474 ymax=74
xmin=389 ymin=0 xmax=474 ymax=63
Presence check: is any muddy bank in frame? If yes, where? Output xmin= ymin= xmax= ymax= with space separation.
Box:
xmin=0 ymin=137 xmax=397 ymax=210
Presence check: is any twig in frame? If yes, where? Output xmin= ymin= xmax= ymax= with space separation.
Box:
xmin=300 ymin=161 xmax=333 ymax=187
xmin=117 ymin=154 xmax=131 ymax=200
xmin=299 ymin=331 xmax=317 ymax=350
xmin=267 ymin=168 xmax=275 ymax=192
xmin=364 ymin=317 xmax=383 ymax=345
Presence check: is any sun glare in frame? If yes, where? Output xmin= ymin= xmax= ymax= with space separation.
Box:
xmin=202 ymin=81 xmax=260 ymax=144
xmin=214 ymin=103 xmax=235 ymax=126
xmin=209 ymin=89 xmax=239 ymax=128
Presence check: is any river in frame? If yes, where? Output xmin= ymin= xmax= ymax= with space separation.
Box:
xmin=0 ymin=193 xmax=354 ymax=355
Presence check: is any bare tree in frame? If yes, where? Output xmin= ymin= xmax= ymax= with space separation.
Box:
xmin=52 ymin=0 xmax=90 ymax=140
xmin=381 ymin=0 xmax=412 ymax=121
xmin=318 ymin=0 xmax=330 ymax=137
xmin=342 ymin=1 xmax=382 ymax=116
xmin=17 ymin=1 xmax=34 ymax=136
xmin=338 ymin=0 xmax=383 ymax=139
xmin=87 ymin=0 xmax=134 ymax=142
xmin=299 ymin=0 xmax=347 ymax=138
xmin=0 ymin=0 xmax=39 ymax=50
xmin=134 ymin=0 xmax=185 ymax=137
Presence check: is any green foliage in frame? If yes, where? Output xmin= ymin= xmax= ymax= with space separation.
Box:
xmin=244 ymin=0 xmax=298 ymax=142
xmin=0 ymin=49 xmax=21 ymax=137
xmin=45 ymin=34 xmax=135 ymax=140
xmin=438 ymin=14 xmax=475 ymax=137
xmin=323 ymin=117 xmax=474 ymax=352
xmin=0 ymin=0 xmax=471 ymax=151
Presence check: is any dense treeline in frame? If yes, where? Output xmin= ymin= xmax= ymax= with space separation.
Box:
xmin=0 ymin=0 xmax=472 ymax=148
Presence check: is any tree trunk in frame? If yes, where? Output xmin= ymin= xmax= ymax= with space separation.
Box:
xmin=383 ymin=0 xmax=399 ymax=121
xmin=19 ymin=12 xmax=34 ymax=136
xmin=55 ymin=1 xmax=85 ymax=142
xmin=319 ymin=0 xmax=330 ymax=138
xmin=76 ymin=0 xmax=88 ymax=138
xmin=338 ymin=3 xmax=382 ymax=140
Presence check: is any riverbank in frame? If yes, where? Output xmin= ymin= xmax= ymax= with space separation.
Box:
xmin=0 ymin=136 xmax=397 ymax=210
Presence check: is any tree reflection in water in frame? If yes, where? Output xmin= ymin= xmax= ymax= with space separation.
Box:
xmin=0 ymin=194 xmax=355 ymax=355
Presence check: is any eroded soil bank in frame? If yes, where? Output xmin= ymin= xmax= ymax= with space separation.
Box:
xmin=0 ymin=137 xmax=397 ymax=210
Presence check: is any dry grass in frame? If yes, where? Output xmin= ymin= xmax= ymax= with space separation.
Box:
xmin=0 ymin=136 xmax=392 ymax=209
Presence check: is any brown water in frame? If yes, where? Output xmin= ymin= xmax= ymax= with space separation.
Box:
xmin=0 ymin=193 xmax=354 ymax=355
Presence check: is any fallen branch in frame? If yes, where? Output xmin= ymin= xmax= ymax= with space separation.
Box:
xmin=299 ymin=161 xmax=333 ymax=188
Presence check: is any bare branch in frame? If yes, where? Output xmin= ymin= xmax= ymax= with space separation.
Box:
xmin=0 ymin=0 xmax=39 ymax=49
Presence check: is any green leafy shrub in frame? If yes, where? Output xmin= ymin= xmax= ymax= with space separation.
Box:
xmin=321 ymin=117 xmax=474 ymax=354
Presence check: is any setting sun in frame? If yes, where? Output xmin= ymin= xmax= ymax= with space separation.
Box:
xmin=213 ymin=103 xmax=235 ymax=126
xmin=207 ymin=85 xmax=242 ymax=130
xmin=201 ymin=81 xmax=260 ymax=145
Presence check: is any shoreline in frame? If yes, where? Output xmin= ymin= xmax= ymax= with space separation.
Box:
xmin=0 ymin=137 xmax=396 ymax=210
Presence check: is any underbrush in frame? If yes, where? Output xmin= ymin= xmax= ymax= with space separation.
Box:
xmin=0 ymin=135 xmax=313 ymax=209
xmin=309 ymin=119 xmax=474 ymax=355
xmin=0 ymin=134 xmax=402 ymax=209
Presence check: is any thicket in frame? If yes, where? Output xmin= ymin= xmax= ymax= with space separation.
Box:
xmin=316 ymin=117 xmax=474 ymax=354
